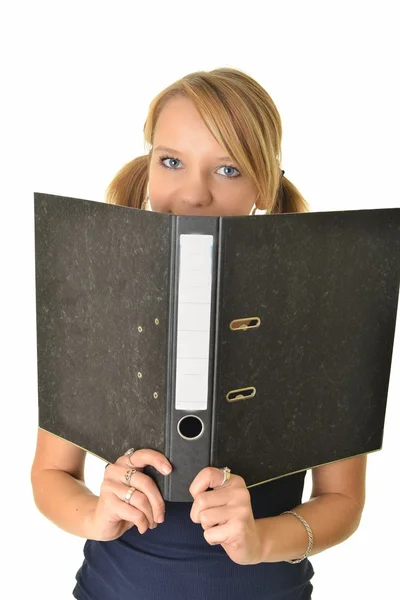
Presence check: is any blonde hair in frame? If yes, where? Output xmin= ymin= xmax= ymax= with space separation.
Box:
xmin=106 ymin=67 xmax=309 ymax=214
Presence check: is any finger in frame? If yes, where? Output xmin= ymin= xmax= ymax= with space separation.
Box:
xmin=117 ymin=449 xmax=172 ymax=475
xmin=190 ymin=488 xmax=228 ymax=523
xmin=100 ymin=477 xmax=151 ymax=533
xmin=117 ymin=467 xmax=166 ymax=524
xmin=105 ymin=460 xmax=166 ymax=525
xmin=113 ymin=483 xmax=156 ymax=528
xmin=100 ymin=479 xmax=152 ymax=534
xmin=189 ymin=467 xmax=235 ymax=498
xmin=203 ymin=522 xmax=232 ymax=546
xmin=197 ymin=506 xmax=230 ymax=530
xmin=111 ymin=495 xmax=152 ymax=535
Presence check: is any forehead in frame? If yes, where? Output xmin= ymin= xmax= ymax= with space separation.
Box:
xmin=155 ymin=96 xmax=202 ymax=128
xmin=153 ymin=96 xmax=222 ymax=152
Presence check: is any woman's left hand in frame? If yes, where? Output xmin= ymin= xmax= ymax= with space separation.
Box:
xmin=189 ymin=467 xmax=263 ymax=565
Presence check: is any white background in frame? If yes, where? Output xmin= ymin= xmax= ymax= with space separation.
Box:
xmin=1 ymin=1 xmax=399 ymax=598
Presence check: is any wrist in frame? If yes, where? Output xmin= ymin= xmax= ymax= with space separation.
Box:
xmin=255 ymin=512 xmax=312 ymax=563
xmin=281 ymin=511 xmax=314 ymax=563
xmin=82 ymin=495 xmax=101 ymax=540
xmin=254 ymin=518 xmax=274 ymax=563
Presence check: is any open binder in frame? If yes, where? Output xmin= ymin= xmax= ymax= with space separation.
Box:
xmin=34 ymin=192 xmax=400 ymax=501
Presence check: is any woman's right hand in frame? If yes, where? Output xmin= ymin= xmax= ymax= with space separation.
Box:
xmin=88 ymin=448 xmax=173 ymax=541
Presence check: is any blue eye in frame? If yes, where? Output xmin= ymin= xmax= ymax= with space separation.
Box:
xmin=216 ymin=165 xmax=240 ymax=178
xmin=158 ymin=155 xmax=241 ymax=178
xmin=159 ymin=156 xmax=182 ymax=169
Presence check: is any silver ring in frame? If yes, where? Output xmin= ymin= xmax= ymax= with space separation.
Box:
xmin=219 ymin=467 xmax=231 ymax=486
xmin=124 ymin=468 xmax=137 ymax=484
xmin=124 ymin=448 xmax=136 ymax=467
xmin=124 ymin=487 xmax=136 ymax=503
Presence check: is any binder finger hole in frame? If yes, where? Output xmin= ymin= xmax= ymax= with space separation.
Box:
xmin=177 ymin=415 xmax=204 ymax=440
xmin=229 ymin=317 xmax=261 ymax=331
xmin=226 ymin=387 xmax=256 ymax=402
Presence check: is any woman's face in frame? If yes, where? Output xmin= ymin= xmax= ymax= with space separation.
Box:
xmin=148 ymin=96 xmax=258 ymax=217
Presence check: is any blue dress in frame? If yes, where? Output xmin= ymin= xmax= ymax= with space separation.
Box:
xmin=73 ymin=471 xmax=314 ymax=599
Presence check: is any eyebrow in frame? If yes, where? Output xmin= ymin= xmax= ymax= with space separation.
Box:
xmin=154 ymin=145 xmax=233 ymax=162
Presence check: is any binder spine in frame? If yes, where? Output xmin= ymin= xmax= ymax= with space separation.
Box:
xmin=165 ymin=215 xmax=220 ymax=501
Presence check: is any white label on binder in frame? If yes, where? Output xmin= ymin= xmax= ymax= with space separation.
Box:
xmin=175 ymin=234 xmax=213 ymax=410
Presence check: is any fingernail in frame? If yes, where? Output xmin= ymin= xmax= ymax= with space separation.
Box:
xmin=162 ymin=464 xmax=171 ymax=474
xmin=156 ymin=515 xmax=164 ymax=523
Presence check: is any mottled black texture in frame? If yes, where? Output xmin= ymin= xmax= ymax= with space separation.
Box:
xmin=34 ymin=193 xmax=399 ymax=501
xmin=213 ymin=208 xmax=399 ymax=486
xmin=34 ymin=193 xmax=170 ymax=474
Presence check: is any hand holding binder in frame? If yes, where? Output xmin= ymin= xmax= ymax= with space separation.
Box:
xmin=34 ymin=192 xmax=400 ymax=501
xmin=91 ymin=448 xmax=172 ymax=539
xmin=189 ymin=465 xmax=263 ymax=566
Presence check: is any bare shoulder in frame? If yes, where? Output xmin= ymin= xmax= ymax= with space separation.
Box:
xmin=311 ymin=454 xmax=367 ymax=508
xmin=31 ymin=428 xmax=87 ymax=482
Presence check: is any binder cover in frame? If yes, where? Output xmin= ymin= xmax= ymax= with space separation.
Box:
xmin=34 ymin=193 xmax=400 ymax=501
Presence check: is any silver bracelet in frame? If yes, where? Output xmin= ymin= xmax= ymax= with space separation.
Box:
xmin=281 ymin=510 xmax=314 ymax=564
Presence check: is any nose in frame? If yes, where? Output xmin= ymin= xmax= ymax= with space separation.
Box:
xmin=173 ymin=176 xmax=212 ymax=212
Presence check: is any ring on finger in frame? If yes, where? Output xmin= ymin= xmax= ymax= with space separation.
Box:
xmin=124 ymin=486 xmax=136 ymax=503
xmin=124 ymin=448 xmax=137 ymax=468
xmin=124 ymin=448 xmax=135 ymax=468
xmin=218 ymin=466 xmax=231 ymax=486
xmin=124 ymin=468 xmax=137 ymax=485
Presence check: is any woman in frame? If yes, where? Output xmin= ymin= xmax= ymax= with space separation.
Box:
xmin=31 ymin=67 xmax=367 ymax=599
